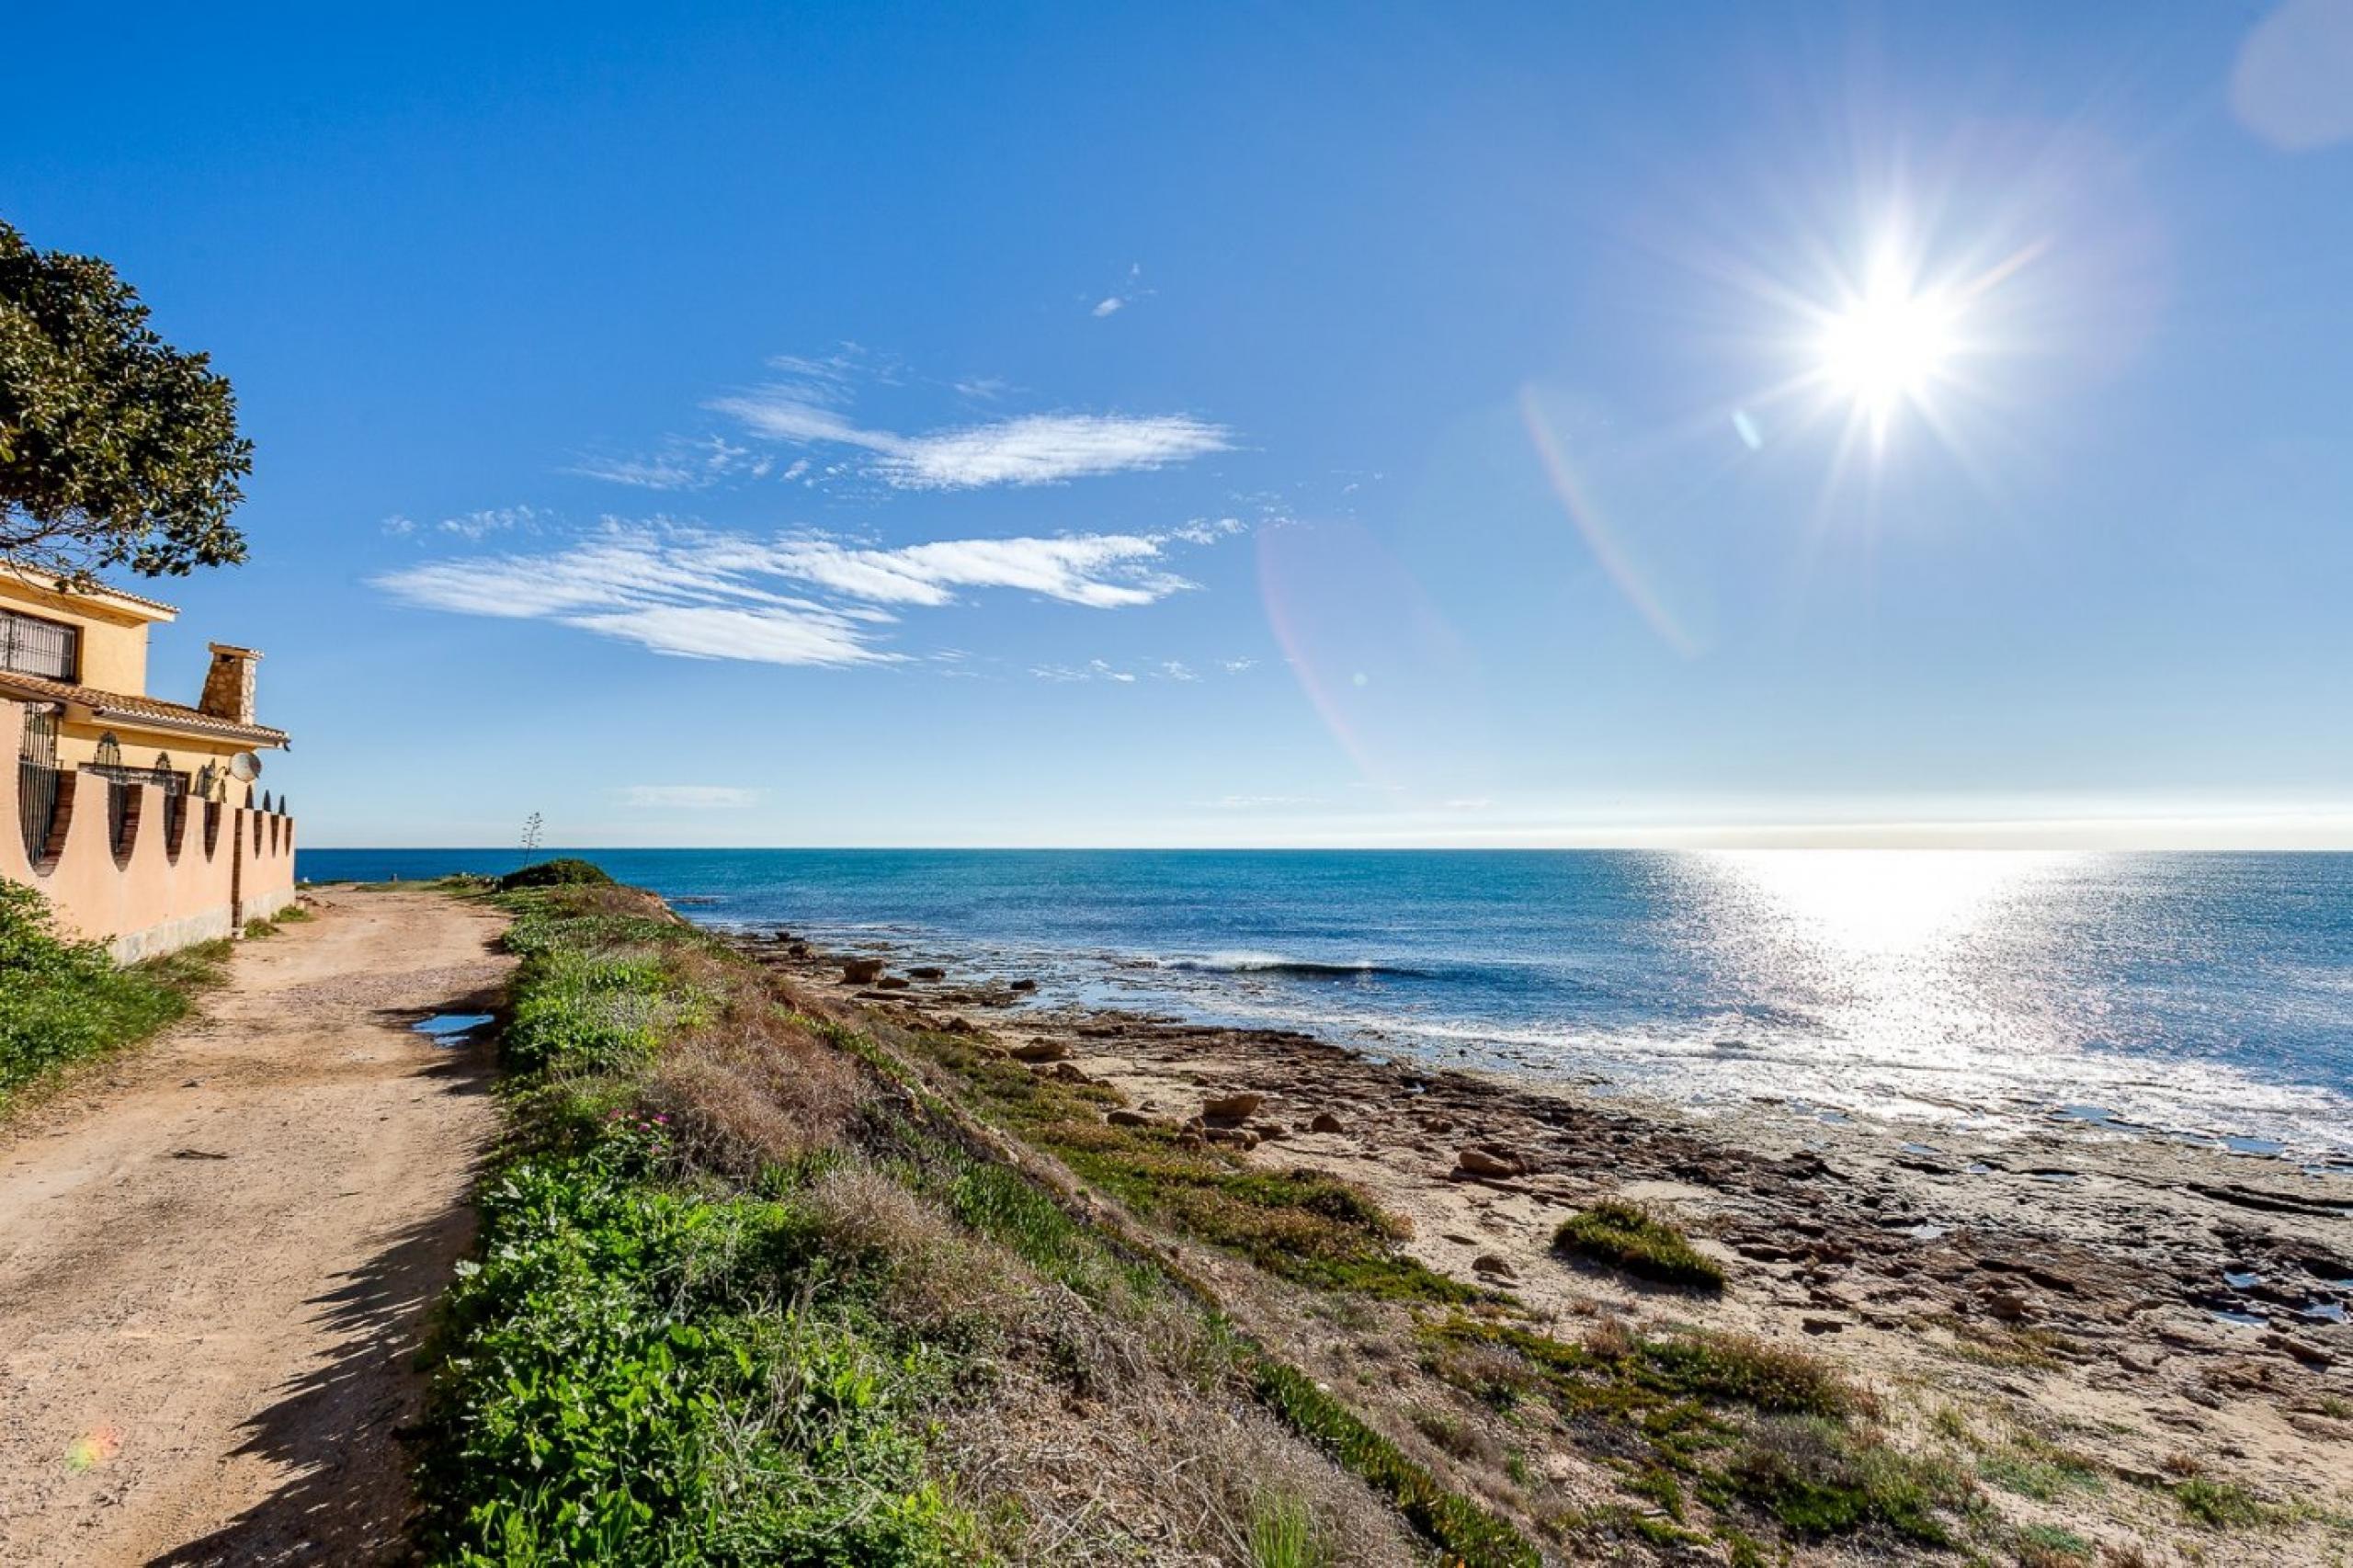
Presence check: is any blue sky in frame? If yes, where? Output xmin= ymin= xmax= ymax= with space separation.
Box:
xmin=8 ymin=2 xmax=2352 ymax=847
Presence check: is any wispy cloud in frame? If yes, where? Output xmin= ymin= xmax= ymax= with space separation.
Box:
xmin=572 ymin=437 xmax=767 ymax=492
xmin=381 ymin=506 xmax=547 ymax=539
xmin=709 ymin=387 xmax=1232 ymax=490
xmin=375 ymin=518 xmax=1238 ymax=668
xmin=1029 ymin=655 xmax=1218 ymax=685
xmin=617 ymin=784 xmax=764 ymax=809
xmin=1087 ymin=263 xmax=1151 ymax=320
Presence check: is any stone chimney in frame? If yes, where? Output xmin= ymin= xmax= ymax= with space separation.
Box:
xmin=198 ymin=643 xmax=262 ymax=727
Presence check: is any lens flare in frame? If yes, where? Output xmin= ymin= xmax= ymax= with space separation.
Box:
xmin=1519 ymin=388 xmax=1699 ymax=657
xmin=65 ymin=1426 xmax=121 ymax=1473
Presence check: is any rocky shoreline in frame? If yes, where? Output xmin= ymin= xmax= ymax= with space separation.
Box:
xmin=733 ymin=925 xmax=2353 ymax=1560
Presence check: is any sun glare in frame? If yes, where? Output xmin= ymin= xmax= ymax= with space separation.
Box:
xmin=1816 ymin=268 xmax=1957 ymax=416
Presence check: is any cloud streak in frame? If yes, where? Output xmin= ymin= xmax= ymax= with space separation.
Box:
xmin=376 ymin=519 xmax=1238 ymax=667
xmin=709 ymin=387 xmax=1230 ymax=489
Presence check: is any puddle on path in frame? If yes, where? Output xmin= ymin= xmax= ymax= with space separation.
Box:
xmin=413 ymin=1013 xmax=494 ymax=1047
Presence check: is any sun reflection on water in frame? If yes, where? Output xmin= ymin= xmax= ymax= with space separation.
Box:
xmin=1667 ymin=850 xmax=2097 ymax=1122
xmin=1699 ymin=849 xmax=2076 ymax=956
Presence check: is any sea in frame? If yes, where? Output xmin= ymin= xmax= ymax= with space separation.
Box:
xmin=296 ymin=847 xmax=2353 ymax=1166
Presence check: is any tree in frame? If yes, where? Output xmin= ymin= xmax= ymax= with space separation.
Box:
xmin=0 ymin=219 xmax=252 ymax=586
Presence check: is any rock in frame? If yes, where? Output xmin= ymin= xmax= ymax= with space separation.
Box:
xmin=1472 ymin=1254 xmax=1518 ymax=1279
xmin=1802 ymin=1317 xmax=1847 ymax=1335
xmin=1008 ymin=977 xmax=1039 ymax=993
xmin=907 ymin=965 xmax=947 ymax=982
xmin=1457 ymin=1146 xmax=1523 ymax=1179
xmin=1311 ymin=1111 xmax=1347 ymax=1134
xmin=840 ymin=958 xmax=885 ymax=984
xmin=1203 ymin=1093 xmax=1264 ymax=1120
xmin=1051 ymin=1062 xmax=1088 ymax=1083
xmin=1010 ymin=1040 xmax=1072 ymax=1063
xmin=1108 ymin=1109 xmax=1155 ymax=1128
xmin=876 ymin=974 xmax=911 ymax=990
xmin=1206 ymin=1126 xmax=1260 ymax=1150
xmin=1176 ymin=1131 xmax=1206 ymax=1151
xmin=771 ymin=928 xmax=796 ymax=942
xmin=2270 ymin=1334 xmax=2334 ymax=1370
xmin=1981 ymin=1290 xmax=2033 ymax=1322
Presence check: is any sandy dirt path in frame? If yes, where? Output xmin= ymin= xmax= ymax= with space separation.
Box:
xmin=0 ymin=888 xmax=510 ymax=1567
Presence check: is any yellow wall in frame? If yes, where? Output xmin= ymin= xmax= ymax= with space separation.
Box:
xmin=52 ymin=719 xmax=251 ymax=799
xmin=0 ymin=578 xmax=159 ymax=693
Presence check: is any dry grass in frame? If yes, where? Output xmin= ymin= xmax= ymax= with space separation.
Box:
xmin=941 ymin=1359 xmax=1419 ymax=1565
xmin=639 ymin=1000 xmax=860 ymax=1179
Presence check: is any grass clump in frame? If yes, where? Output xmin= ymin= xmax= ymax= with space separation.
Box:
xmin=1419 ymin=1314 xmax=1965 ymax=1547
xmin=2175 ymin=1475 xmax=2281 ymax=1530
xmin=499 ymin=856 xmax=615 ymax=891
xmin=901 ymin=1025 xmax=1477 ymax=1302
xmin=2015 ymin=1522 xmax=2095 ymax=1563
xmin=1552 ymin=1199 xmax=1725 ymax=1291
xmin=1247 ymin=1494 xmax=1324 ymax=1568
xmin=1251 ymin=1357 xmax=1540 ymax=1568
xmin=1723 ymin=1415 xmax=1969 ymax=1544
xmin=0 ymin=881 xmax=226 ymax=1111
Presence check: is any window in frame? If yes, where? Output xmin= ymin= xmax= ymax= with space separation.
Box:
xmin=0 ymin=609 xmax=79 ymax=681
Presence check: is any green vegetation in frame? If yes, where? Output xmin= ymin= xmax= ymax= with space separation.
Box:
xmin=1 ymin=218 xmax=251 ymax=585
xmin=0 ymin=881 xmax=226 ymax=1111
xmin=1976 ymin=1429 xmax=2105 ymax=1502
xmin=2015 ymin=1523 xmax=2095 ymax=1562
xmin=1552 ymin=1199 xmax=1726 ymax=1291
xmin=1419 ymin=1312 xmax=1973 ymax=1550
xmin=499 ymin=857 xmax=615 ymax=892
xmin=2175 ymin=1475 xmax=2281 ymax=1530
xmin=420 ymin=888 xmax=972 ymax=1563
xmin=898 ymin=1023 xmax=1479 ymax=1301
xmin=1245 ymin=1494 xmax=1322 ymax=1568
xmin=1250 ymin=1357 xmax=1538 ymax=1568
xmin=421 ymin=882 xmax=1520 ymax=1564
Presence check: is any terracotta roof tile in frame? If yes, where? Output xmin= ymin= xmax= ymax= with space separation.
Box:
xmin=0 ymin=672 xmax=289 ymax=747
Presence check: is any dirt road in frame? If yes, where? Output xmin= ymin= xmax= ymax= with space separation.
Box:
xmin=0 ymin=889 xmax=510 ymax=1566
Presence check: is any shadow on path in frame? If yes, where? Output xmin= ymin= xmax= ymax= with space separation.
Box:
xmin=145 ymin=1028 xmax=495 ymax=1568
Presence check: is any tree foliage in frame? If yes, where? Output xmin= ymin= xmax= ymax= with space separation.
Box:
xmin=0 ymin=219 xmax=251 ymax=584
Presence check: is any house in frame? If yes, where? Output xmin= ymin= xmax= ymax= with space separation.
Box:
xmin=3 ymin=572 xmax=295 ymax=959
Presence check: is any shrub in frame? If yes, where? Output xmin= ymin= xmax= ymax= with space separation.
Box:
xmin=1725 ymin=1415 xmax=1971 ymax=1544
xmin=499 ymin=857 xmax=615 ymax=892
xmin=1552 ymin=1199 xmax=1726 ymax=1290
xmin=0 ymin=881 xmax=218 ymax=1108
xmin=418 ymin=1145 xmax=975 ymax=1565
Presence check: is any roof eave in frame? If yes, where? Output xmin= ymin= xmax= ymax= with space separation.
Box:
xmin=81 ymin=700 xmax=289 ymax=748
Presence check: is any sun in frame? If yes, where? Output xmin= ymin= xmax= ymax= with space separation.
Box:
xmin=1814 ymin=267 xmax=1958 ymax=417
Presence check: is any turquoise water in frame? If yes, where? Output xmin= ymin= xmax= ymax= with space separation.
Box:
xmin=300 ymin=847 xmax=2353 ymax=1160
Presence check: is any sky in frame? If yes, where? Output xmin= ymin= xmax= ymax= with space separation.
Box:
xmin=7 ymin=2 xmax=2353 ymax=848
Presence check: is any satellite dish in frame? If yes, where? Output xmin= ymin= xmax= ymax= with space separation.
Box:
xmin=229 ymin=752 xmax=262 ymax=783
